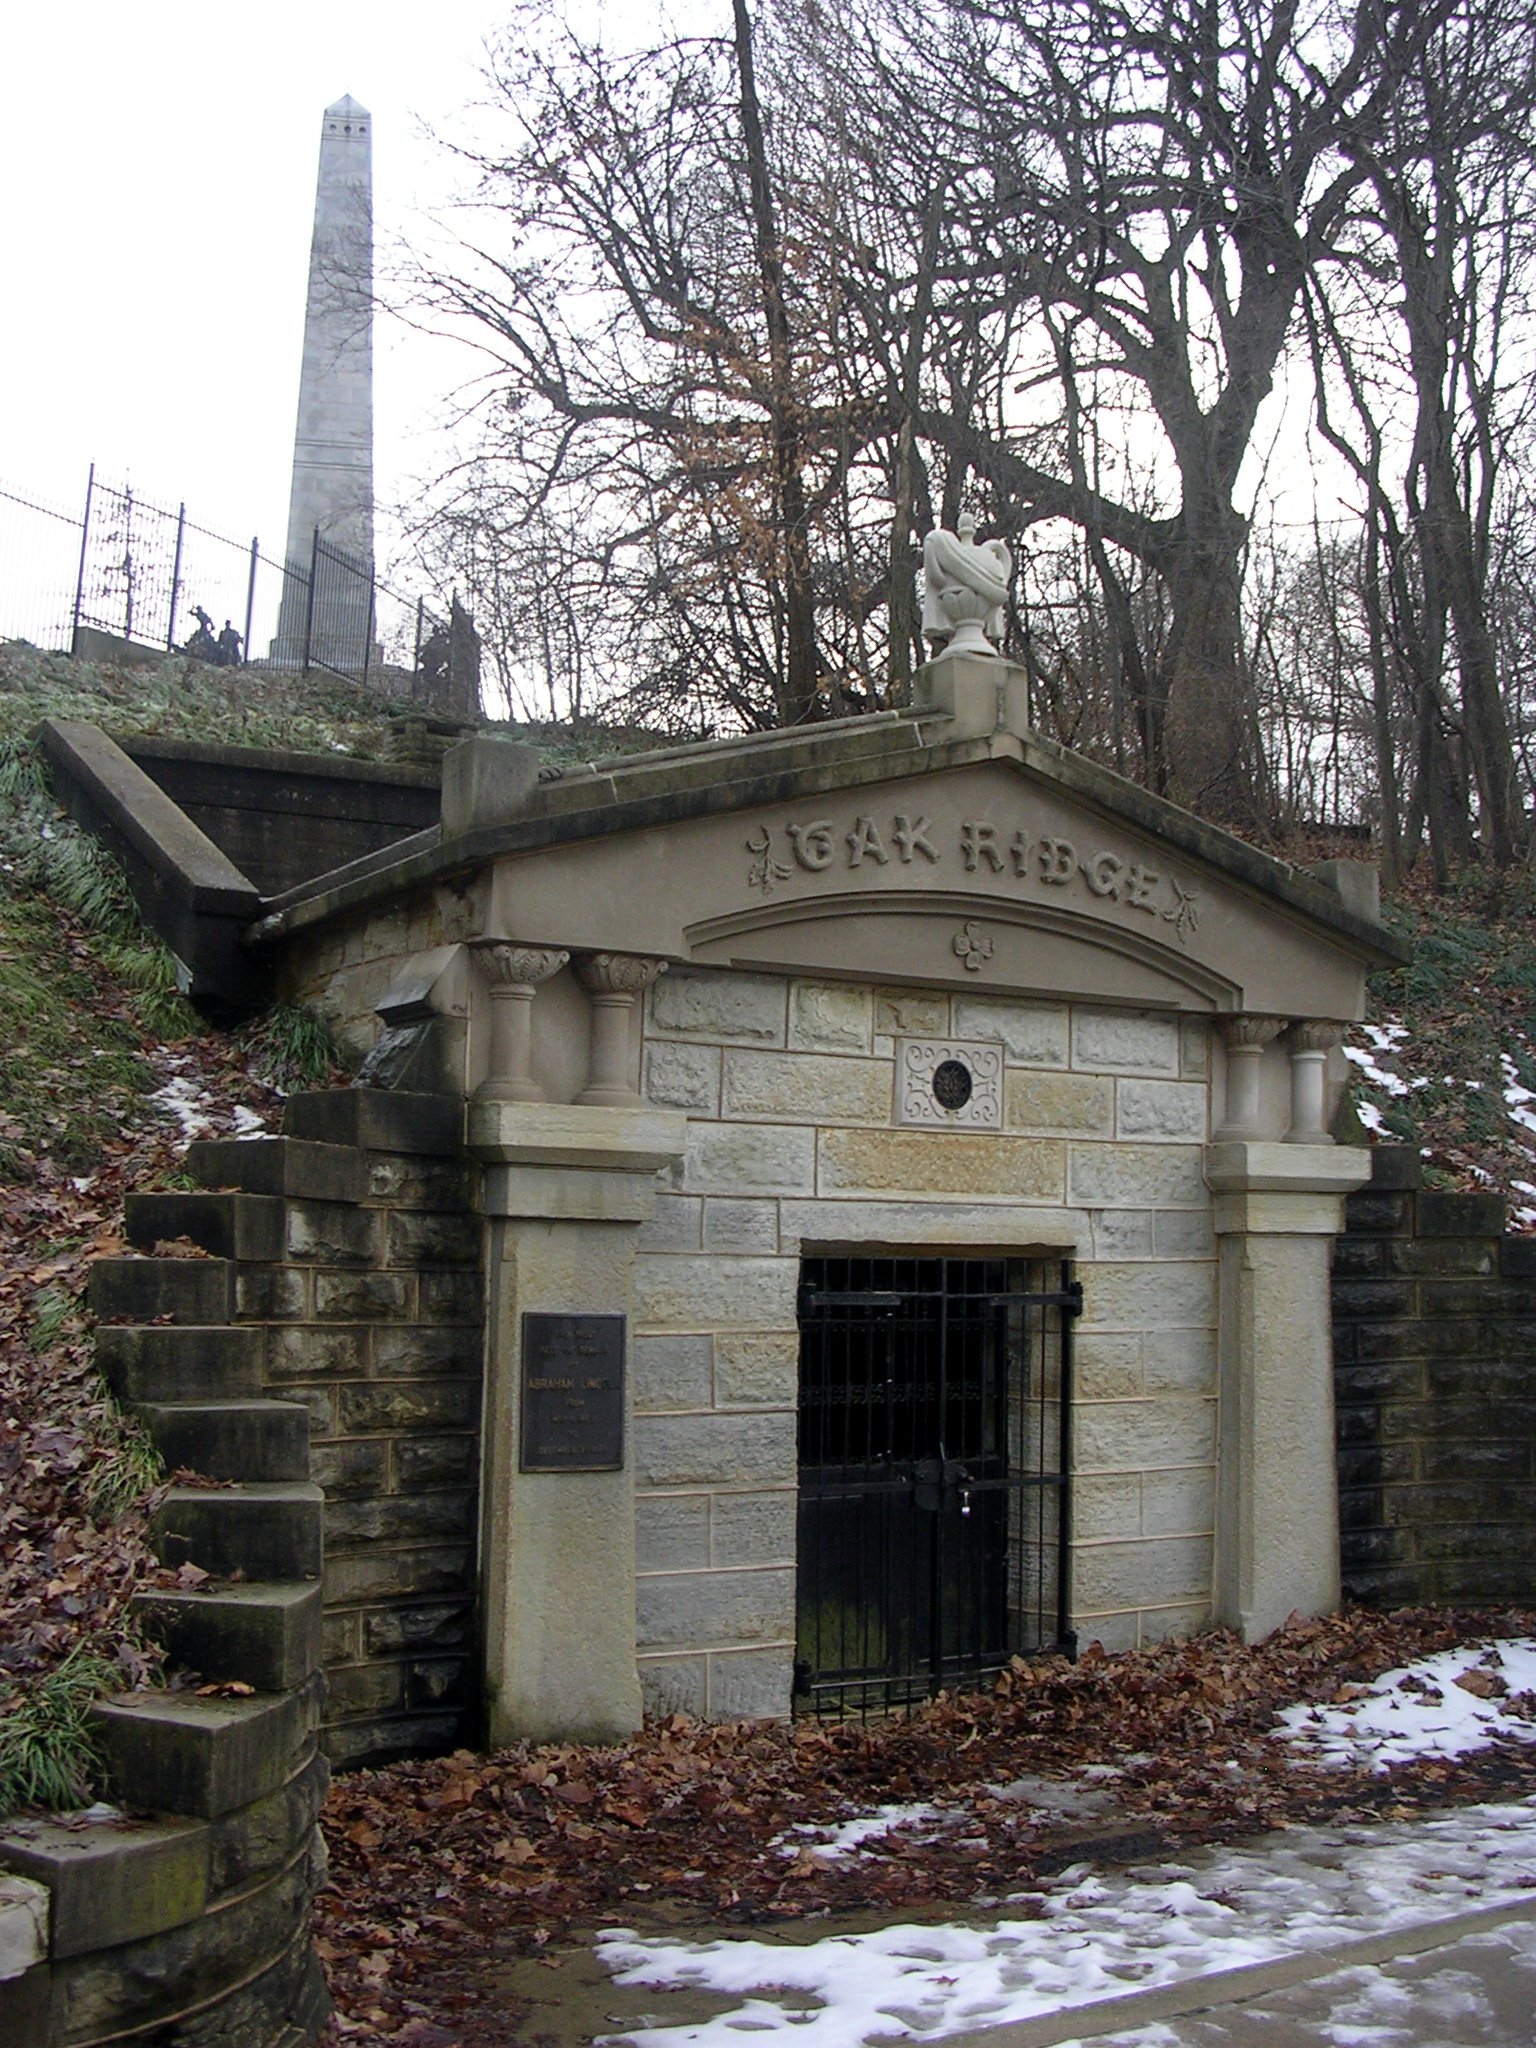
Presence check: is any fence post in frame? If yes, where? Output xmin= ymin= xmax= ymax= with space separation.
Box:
xmin=70 ymin=463 xmax=95 ymax=655
xmin=243 ymin=537 xmax=258 ymax=668
xmin=122 ymin=487 xmax=135 ymax=643
xmin=362 ymin=571 xmax=377 ymax=687
xmin=167 ymin=502 xmax=186 ymax=653
xmin=302 ymin=525 xmax=319 ymax=674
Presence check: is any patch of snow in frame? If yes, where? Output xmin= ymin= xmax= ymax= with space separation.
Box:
xmin=594 ymin=1800 xmax=1536 ymax=2048
xmin=1355 ymin=1100 xmax=1388 ymax=1135
xmin=776 ymin=1805 xmax=942 ymax=1861
xmin=231 ymin=1105 xmax=268 ymax=1139
xmin=148 ymin=1073 xmax=219 ymax=1144
xmin=1343 ymin=1043 xmax=1410 ymax=1098
xmin=1501 ymin=1057 xmax=1536 ymax=1136
xmin=1274 ymin=1641 xmax=1536 ymax=1771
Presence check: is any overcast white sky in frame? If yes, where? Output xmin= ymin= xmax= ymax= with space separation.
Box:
xmin=0 ymin=0 xmax=521 ymax=562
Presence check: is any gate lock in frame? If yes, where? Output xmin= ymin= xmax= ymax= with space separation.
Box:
xmin=914 ymin=1455 xmax=974 ymax=1514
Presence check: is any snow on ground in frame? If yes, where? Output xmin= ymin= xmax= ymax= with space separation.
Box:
xmin=146 ymin=1051 xmax=274 ymax=1144
xmin=776 ymin=1805 xmax=942 ymax=1862
xmin=1274 ymin=1640 xmax=1536 ymax=1771
xmin=595 ymin=1801 xmax=1536 ymax=2048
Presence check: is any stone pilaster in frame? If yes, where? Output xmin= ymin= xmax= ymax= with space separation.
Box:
xmin=1214 ymin=1015 xmax=1286 ymax=1141
xmin=1206 ymin=1140 xmax=1372 ymax=1640
xmin=469 ymin=1100 xmax=685 ymax=1744
xmin=470 ymin=942 xmax=568 ymax=1103
xmin=1285 ymin=1021 xmax=1342 ymax=1144
xmin=575 ymin=953 xmax=668 ymax=1108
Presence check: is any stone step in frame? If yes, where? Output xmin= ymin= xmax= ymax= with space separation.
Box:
xmin=283 ymin=1089 xmax=463 ymax=1157
xmin=185 ymin=1136 xmax=367 ymax=1204
xmin=0 ymin=1810 xmax=208 ymax=1959
xmin=88 ymin=1256 xmax=233 ymax=1326
xmin=135 ymin=1399 xmax=310 ymax=1482
xmin=131 ymin=1582 xmax=323 ymax=1693
xmin=90 ymin=1674 xmax=324 ymax=1820
xmin=124 ymin=1190 xmax=286 ymax=1263
xmin=152 ymin=1483 xmax=324 ymax=1581
xmin=96 ymin=1326 xmax=263 ymax=1404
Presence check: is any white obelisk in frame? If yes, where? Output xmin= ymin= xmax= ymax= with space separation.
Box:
xmin=273 ymin=96 xmax=375 ymax=668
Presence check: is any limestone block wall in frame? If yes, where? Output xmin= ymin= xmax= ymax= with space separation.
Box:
xmin=278 ymin=882 xmax=474 ymax=1055
xmin=632 ymin=967 xmax=1220 ymax=1713
xmin=1334 ymin=1145 xmax=1536 ymax=1603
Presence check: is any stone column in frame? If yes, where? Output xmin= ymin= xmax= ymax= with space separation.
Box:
xmin=1214 ymin=1015 xmax=1286 ymax=1140
xmin=574 ymin=954 xmax=668 ymax=1107
xmin=470 ymin=942 xmax=568 ymax=1102
xmin=1206 ymin=1140 xmax=1373 ymax=1641
xmin=1285 ymin=1021 xmax=1341 ymax=1144
xmin=470 ymin=1099 xmax=686 ymax=1744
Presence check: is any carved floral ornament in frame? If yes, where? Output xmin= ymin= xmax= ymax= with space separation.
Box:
xmin=745 ymin=811 xmax=1201 ymax=947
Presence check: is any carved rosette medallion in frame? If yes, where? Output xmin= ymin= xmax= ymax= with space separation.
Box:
xmin=895 ymin=1039 xmax=1004 ymax=1130
xmin=952 ymin=920 xmax=994 ymax=971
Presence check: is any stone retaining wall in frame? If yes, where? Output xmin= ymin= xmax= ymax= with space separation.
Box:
xmin=1333 ymin=1145 xmax=1536 ymax=1603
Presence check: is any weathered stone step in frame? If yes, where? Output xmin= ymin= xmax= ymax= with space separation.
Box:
xmin=124 ymin=1190 xmax=286 ymax=1262
xmin=0 ymin=1809 xmax=207 ymax=1959
xmin=135 ymin=1399 xmax=310 ymax=1482
xmin=185 ymin=1136 xmax=366 ymax=1203
xmin=283 ymin=1088 xmax=463 ymax=1157
xmin=88 ymin=1256 xmax=233 ymax=1326
xmin=152 ymin=1483 xmax=324 ymax=1581
xmin=90 ymin=1674 xmax=324 ymax=1819
xmin=96 ymin=1326 xmax=263 ymax=1404
xmin=131 ymin=1581 xmax=323 ymax=1694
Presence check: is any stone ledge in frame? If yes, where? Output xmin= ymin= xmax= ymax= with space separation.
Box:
xmin=91 ymin=1674 xmax=323 ymax=1822
xmin=469 ymin=1099 xmax=686 ymax=1175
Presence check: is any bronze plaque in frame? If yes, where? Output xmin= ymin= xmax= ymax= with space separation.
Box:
xmin=519 ymin=1312 xmax=626 ymax=1472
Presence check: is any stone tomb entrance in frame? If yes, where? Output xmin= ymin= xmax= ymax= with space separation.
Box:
xmin=258 ymin=648 xmax=1406 ymax=1746
xmin=794 ymin=1252 xmax=1076 ymax=1714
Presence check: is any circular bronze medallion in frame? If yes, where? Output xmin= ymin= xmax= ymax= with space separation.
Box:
xmin=932 ymin=1058 xmax=974 ymax=1111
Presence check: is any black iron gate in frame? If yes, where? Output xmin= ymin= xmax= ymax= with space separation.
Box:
xmin=794 ymin=1254 xmax=1079 ymax=1715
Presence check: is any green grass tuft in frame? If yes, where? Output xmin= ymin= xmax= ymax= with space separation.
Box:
xmin=0 ymin=1646 xmax=119 ymax=1813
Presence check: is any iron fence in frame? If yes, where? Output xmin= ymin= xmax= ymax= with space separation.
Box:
xmin=1 ymin=467 xmax=476 ymax=714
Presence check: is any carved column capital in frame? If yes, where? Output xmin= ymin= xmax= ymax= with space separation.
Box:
xmin=1287 ymin=1020 xmax=1343 ymax=1056
xmin=1218 ymin=1014 xmax=1288 ymax=1051
xmin=574 ymin=952 xmax=669 ymax=999
xmin=472 ymin=940 xmax=570 ymax=991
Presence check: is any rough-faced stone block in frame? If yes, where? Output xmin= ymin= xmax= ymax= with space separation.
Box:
xmin=1004 ymin=1071 xmax=1114 ymax=1137
xmin=722 ymin=1050 xmax=892 ymax=1126
xmin=1073 ymin=1609 xmax=1140 ymax=1654
xmin=789 ymin=981 xmax=872 ymax=1053
xmin=188 ymin=1136 xmax=367 ymax=1203
xmin=644 ymin=1041 xmax=722 ymax=1114
xmin=633 ymin=1255 xmax=799 ymax=1332
xmin=153 ymin=1483 xmax=324 ymax=1581
xmin=635 ymin=1412 xmax=795 ymax=1490
xmin=1072 ymin=1534 xmax=1213 ymax=1610
xmin=952 ymin=996 xmax=1069 ymax=1066
xmin=703 ymin=1199 xmax=780 ymax=1254
xmin=1141 ymin=1466 xmax=1216 ymax=1536
xmin=638 ymin=1195 xmax=704 ymax=1253
xmin=373 ymin=1325 xmax=481 ymax=1378
xmin=236 ymin=1265 xmax=310 ymax=1323
xmin=714 ymin=1330 xmax=799 ymax=1408
xmin=323 ymin=1545 xmax=473 ymax=1607
xmin=636 ymin=1566 xmax=795 ymax=1652
xmin=874 ymin=987 xmax=949 ymax=1040
xmin=817 ymin=1128 xmax=1065 ymax=1202
xmin=267 ymin=1325 xmax=368 ymax=1386
xmin=1091 ymin=1210 xmax=1154 ymax=1260
xmin=387 ymin=1211 xmax=481 ymax=1267
xmin=1067 ymin=1143 xmax=1206 ymax=1207
xmin=89 ymin=1257 xmax=233 ymax=1327
xmin=1138 ymin=1600 xmax=1212 ymax=1645
xmin=649 ymin=969 xmax=786 ymax=1045
xmin=393 ymin=1435 xmax=478 ymax=1490
xmin=1154 ymin=1209 xmax=1216 ymax=1259
xmin=1081 ymin=1261 xmax=1215 ymax=1331
xmin=1074 ymin=1331 xmax=1142 ymax=1400
xmin=1116 ymin=1079 xmax=1208 ymax=1142
xmin=1074 ymin=1398 xmax=1217 ymax=1472
xmin=1180 ymin=1019 xmax=1208 ymax=1078
xmin=325 ymin=1491 xmax=475 ymax=1546
xmin=1073 ymin=1473 xmax=1142 ymax=1540
xmin=339 ymin=1381 xmax=479 ymax=1434
xmin=314 ymin=1270 xmax=411 ymax=1322
xmin=286 ymin=1087 xmax=464 ymax=1157
xmin=308 ymin=1439 xmax=389 ymax=1496
xmin=91 ymin=1677 xmax=322 ymax=1821
xmin=708 ymin=1646 xmax=793 ymax=1719
xmin=364 ymin=1603 xmax=473 ymax=1656
xmin=683 ymin=1121 xmax=817 ymax=1197
xmin=132 ymin=1581 xmax=323 ymax=1696
xmin=1142 ymin=1329 xmax=1217 ymax=1395
xmin=638 ymin=1654 xmax=708 ymax=1718
xmin=636 ymin=1494 xmax=711 ymax=1572
xmin=418 ymin=1269 xmax=482 ymax=1323
xmin=633 ymin=1333 xmax=714 ymax=1412
xmin=367 ymin=1156 xmax=477 ymax=1208
xmin=134 ymin=1399 xmax=308 ymax=1483
xmin=711 ymin=1489 xmax=796 ymax=1568
xmin=1071 ymin=1008 xmax=1180 ymax=1075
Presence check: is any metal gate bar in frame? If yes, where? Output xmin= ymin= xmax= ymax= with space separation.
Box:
xmin=794 ymin=1255 xmax=1078 ymax=1717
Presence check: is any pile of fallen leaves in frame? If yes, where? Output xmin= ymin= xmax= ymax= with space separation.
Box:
xmin=316 ymin=1604 xmax=1536 ymax=2043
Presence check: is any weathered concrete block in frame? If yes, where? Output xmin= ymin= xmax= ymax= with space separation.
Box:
xmin=703 ymin=1199 xmax=780 ymax=1254
xmin=1073 ymin=1534 xmax=1213 ymax=1610
xmin=723 ymin=1050 xmax=891 ymax=1125
xmin=1071 ymin=1008 xmax=1180 ymax=1075
xmin=817 ymin=1128 xmax=1065 ymax=1201
xmin=1081 ymin=1261 xmax=1215 ymax=1331
xmin=153 ymin=1483 xmax=324 ymax=1581
xmin=635 ymin=1412 xmax=795 ymax=1489
xmin=714 ymin=1330 xmax=799 ymax=1408
xmin=952 ymin=995 xmax=1069 ymax=1066
xmin=1141 ymin=1466 xmax=1217 ymax=1536
xmin=1180 ymin=1018 xmax=1208 ymax=1077
xmin=636 ymin=1494 xmax=711 ymax=1573
xmin=644 ymin=1041 xmax=722 ymax=1114
xmin=649 ymin=969 xmax=786 ymax=1045
xmin=1138 ymin=1600 xmax=1212 ymax=1645
xmin=314 ymin=1270 xmax=411 ymax=1321
xmin=98 ymin=1325 xmax=264 ymax=1403
xmin=1067 ymin=1142 xmax=1206 ymax=1207
xmin=638 ymin=1654 xmax=708 ymax=1718
xmin=789 ymin=981 xmax=871 ymax=1052
xmin=636 ymin=1566 xmax=795 ymax=1652
xmin=633 ymin=1255 xmax=799 ymax=1332
xmin=135 ymin=1399 xmax=309 ymax=1483
xmin=632 ymin=1333 xmax=714 ymax=1412
xmin=709 ymin=1646 xmax=793 ymax=1719
xmin=367 ymin=1156 xmax=477 ymax=1208
xmin=285 ymin=1087 xmax=464 ymax=1157
xmin=440 ymin=734 xmax=540 ymax=833
xmin=1074 ymin=1332 xmax=1142 ymax=1400
xmin=1417 ymin=1189 xmax=1506 ymax=1237
xmin=132 ymin=1582 xmax=323 ymax=1695
xmin=1116 ymin=1078 xmax=1207 ymax=1142
xmin=1073 ymin=1609 xmax=1141 ymax=1653
xmin=1074 ymin=1398 xmax=1217 ymax=1472
xmin=124 ymin=1191 xmax=285 ymax=1263
xmin=188 ymin=1136 xmax=367 ymax=1204
xmin=711 ymin=1490 xmax=796 ymax=1568
xmin=874 ymin=987 xmax=949 ymax=1039
xmin=683 ymin=1121 xmax=817 ymax=1197
xmin=92 ymin=1677 xmax=322 ymax=1822
xmin=1004 ymin=1071 xmax=1114 ymax=1137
